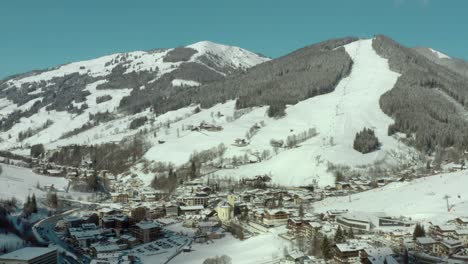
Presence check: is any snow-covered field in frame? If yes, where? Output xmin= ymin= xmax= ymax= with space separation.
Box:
xmin=0 ymin=164 xmax=68 ymax=203
xmin=314 ymin=170 xmax=468 ymax=224
xmin=170 ymin=230 xmax=289 ymax=264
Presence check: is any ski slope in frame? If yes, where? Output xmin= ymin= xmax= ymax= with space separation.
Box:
xmin=314 ymin=170 xmax=468 ymax=224
xmin=142 ymin=38 xmax=418 ymax=186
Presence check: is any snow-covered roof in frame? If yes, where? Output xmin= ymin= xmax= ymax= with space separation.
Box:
xmin=0 ymin=247 xmax=56 ymax=260
xmin=335 ymin=240 xmax=371 ymax=252
xmin=180 ymin=205 xmax=204 ymax=211
xmin=135 ymin=221 xmax=159 ymax=230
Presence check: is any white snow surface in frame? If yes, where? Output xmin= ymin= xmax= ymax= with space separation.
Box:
xmin=0 ymin=164 xmax=68 ymax=203
xmin=143 ymin=39 xmax=418 ymax=187
xmin=187 ymin=40 xmax=269 ymax=70
xmin=170 ymin=230 xmax=289 ymax=264
xmin=0 ymin=41 xmax=268 ymax=152
xmin=314 ymin=170 xmax=468 ymax=224
xmin=171 ymin=79 xmax=201 ymax=87
xmin=429 ymin=48 xmax=451 ymax=59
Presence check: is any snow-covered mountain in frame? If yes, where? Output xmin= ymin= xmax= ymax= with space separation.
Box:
xmin=1 ymin=36 xmax=468 ymax=187
xmin=414 ymin=46 xmax=468 ymax=79
xmin=0 ymin=41 xmax=269 ymax=151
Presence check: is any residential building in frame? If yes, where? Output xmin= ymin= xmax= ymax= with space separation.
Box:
xmin=110 ymin=193 xmax=129 ymax=203
xmin=263 ymin=209 xmax=290 ymax=226
xmin=0 ymin=247 xmax=57 ymax=264
xmin=165 ymin=204 xmax=179 ymax=217
xmin=131 ymin=207 xmax=147 ymax=222
xmin=133 ymin=221 xmax=162 ymax=243
xmin=333 ymin=241 xmax=370 ymax=264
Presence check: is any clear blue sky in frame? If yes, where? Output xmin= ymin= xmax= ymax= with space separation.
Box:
xmin=1 ymin=0 xmax=467 ymax=79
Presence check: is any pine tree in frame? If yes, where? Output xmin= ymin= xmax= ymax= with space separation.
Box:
xmin=348 ymin=227 xmax=355 ymax=239
xmin=335 ymin=226 xmax=345 ymax=243
xmin=31 ymin=194 xmax=37 ymax=214
xmin=322 ymin=235 xmax=331 ymax=260
xmin=413 ymin=223 xmax=426 ymax=239
xmin=23 ymin=195 xmax=31 ymax=216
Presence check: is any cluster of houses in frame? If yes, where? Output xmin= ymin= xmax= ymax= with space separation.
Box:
xmin=31 ymin=158 xmax=114 ymax=180
xmin=283 ymin=210 xmax=468 ymax=264
xmin=24 ymin=158 xmax=468 ymax=264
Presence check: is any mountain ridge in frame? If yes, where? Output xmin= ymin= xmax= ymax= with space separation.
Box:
xmin=1 ymin=35 xmax=468 ymax=187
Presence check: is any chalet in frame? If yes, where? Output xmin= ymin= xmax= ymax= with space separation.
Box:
xmin=431 ymin=224 xmax=457 ymax=238
xmin=165 ymin=204 xmax=179 ymax=217
xmin=69 ymin=225 xmax=112 ymax=248
xmin=233 ymin=138 xmax=248 ymax=147
xmin=455 ymin=217 xmax=468 ymax=227
xmin=119 ymin=234 xmax=139 ymax=248
xmin=198 ymin=186 xmax=213 ymax=194
xmin=64 ymin=215 xmax=85 ymax=229
xmin=199 ymin=122 xmax=222 ymax=131
xmin=147 ymin=205 xmax=166 ymax=219
xmin=287 ymin=218 xmax=307 ymax=236
xmin=335 ymin=182 xmax=351 ymax=190
xmin=111 ymin=193 xmax=129 ymax=203
xmin=303 ymin=221 xmax=322 ymax=240
xmin=359 ymin=247 xmax=397 ymax=264
xmin=113 ymin=215 xmax=132 ymax=235
xmin=90 ymin=244 xmax=123 ymax=257
xmin=454 ymin=229 xmax=468 ymax=246
xmin=180 ymin=205 xmax=204 ymax=215
xmin=198 ymin=221 xmax=219 ymax=234
xmin=263 ymin=208 xmax=290 ymax=226
xmin=333 ymin=240 xmax=371 ymax=264
xmin=325 ymin=210 xmax=348 ymax=221
xmin=415 ymin=237 xmax=438 ymax=253
xmin=434 ymin=239 xmax=463 ymax=256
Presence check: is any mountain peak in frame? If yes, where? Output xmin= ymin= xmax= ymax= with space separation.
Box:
xmin=186 ymin=40 xmax=270 ymax=68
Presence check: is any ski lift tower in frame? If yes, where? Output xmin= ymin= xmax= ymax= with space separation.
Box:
xmin=443 ymin=195 xmax=451 ymax=212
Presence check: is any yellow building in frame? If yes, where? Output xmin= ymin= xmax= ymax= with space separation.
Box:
xmin=227 ymin=194 xmax=238 ymax=207
xmin=216 ymin=202 xmax=232 ymax=222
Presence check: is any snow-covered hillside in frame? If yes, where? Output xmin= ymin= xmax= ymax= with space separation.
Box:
xmin=0 ymin=41 xmax=269 ymax=153
xmin=3 ymin=41 xmax=267 ymax=89
xmin=0 ymin=164 xmax=68 ymax=202
xmin=137 ymin=38 xmax=420 ymax=186
xmin=314 ymin=170 xmax=468 ymax=224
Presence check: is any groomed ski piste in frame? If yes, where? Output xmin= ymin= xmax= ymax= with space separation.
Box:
xmin=2 ymin=38 xmax=420 ymax=188
xmin=140 ymin=38 xmax=420 ymax=186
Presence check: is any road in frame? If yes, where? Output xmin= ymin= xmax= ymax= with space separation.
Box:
xmin=34 ymin=209 xmax=91 ymax=264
